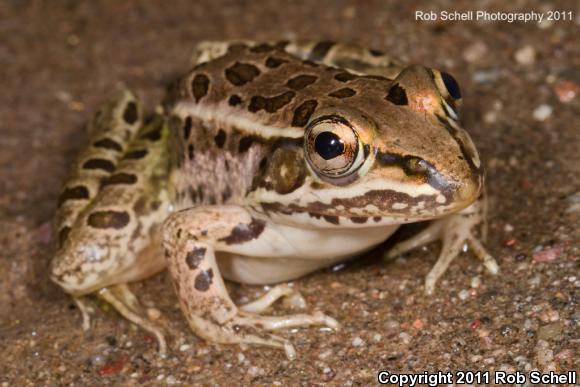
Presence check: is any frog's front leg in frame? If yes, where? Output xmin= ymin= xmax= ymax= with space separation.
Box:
xmin=162 ymin=206 xmax=339 ymax=359
xmin=385 ymin=197 xmax=499 ymax=294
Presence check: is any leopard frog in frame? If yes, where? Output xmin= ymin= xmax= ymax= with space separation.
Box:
xmin=50 ymin=41 xmax=498 ymax=359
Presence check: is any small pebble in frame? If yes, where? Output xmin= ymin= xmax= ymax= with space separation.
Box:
xmin=322 ymin=367 xmax=336 ymax=381
xmin=179 ymin=344 xmax=191 ymax=352
xmin=554 ymin=80 xmax=579 ymax=103
xmin=503 ymin=223 xmax=514 ymax=233
xmin=463 ymin=41 xmax=488 ymax=63
xmin=539 ymin=309 xmax=560 ymax=323
xmin=514 ymin=45 xmax=536 ymax=64
xmin=248 ymin=366 xmax=264 ymax=377
xmin=537 ymin=322 xmax=563 ymax=340
xmin=318 ymin=349 xmax=333 ymax=360
xmin=535 ymin=340 xmax=554 ymax=366
xmin=399 ymin=332 xmax=411 ymax=344
xmin=472 ymin=69 xmax=500 ymax=84
xmin=533 ymin=245 xmax=562 ymax=262
xmin=146 ymin=308 xmax=161 ymax=321
xmin=373 ymin=333 xmax=382 ymax=342
xmin=483 ymin=110 xmax=498 ymax=124
xmin=532 ymin=104 xmax=553 ymax=121
xmin=458 ymin=289 xmax=470 ymax=300
xmin=351 ymin=336 xmax=365 ymax=347
xmin=412 ymin=319 xmax=425 ymax=330
xmin=471 ymin=276 xmax=481 ymax=288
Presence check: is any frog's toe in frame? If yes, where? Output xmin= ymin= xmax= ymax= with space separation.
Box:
xmin=424 ymin=212 xmax=498 ymax=295
xmin=384 ymin=221 xmax=443 ymax=260
xmin=238 ymin=310 xmax=340 ymax=331
xmin=211 ymin=310 xmax=339 ymax=360
xmin=239 ymin=284 xmax=306 ymax=313
xmin=384 ymin=199 xmax=498 ymax=295
xmin=98 ymin=285 xmax=167 ymax=355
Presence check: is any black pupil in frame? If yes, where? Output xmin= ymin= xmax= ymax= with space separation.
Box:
xmin=314 ymin=131 xmax=344 ymax=160
xmin=441 ymin=72 xmax=461 ymax=99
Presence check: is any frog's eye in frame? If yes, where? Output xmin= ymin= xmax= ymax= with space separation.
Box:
xmin=432 ymin=70 xmax=462 ymax=120
xmin=441 ymin=72 xmax=461 ymax=99
xmin=433 ymin=70 xmax=462 ymax=102
xmin=305 ymin=115 xmax=365 ymax=182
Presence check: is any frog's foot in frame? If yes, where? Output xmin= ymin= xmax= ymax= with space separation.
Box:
xmin=73 ymin=297 xmax=94 ymax=331
xmin=384 ymin=201 xmax=499 ymax=295
xmin=163 ymin=205 xmax=339 ymax=359
xmin=98 ymin=284 xmax=167 ymax=355
xmin=239 ymin=284 xmax=306 ymax=313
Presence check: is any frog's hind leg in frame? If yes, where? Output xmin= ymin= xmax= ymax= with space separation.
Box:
xmin=51 ymin=96 xmax=172 ymax=352
xmin=163 ymin=206 xmax=339 ymax=360
xmin=384 ymin=198 xmax=499 ymax=295
xmin=191 ymin=40 xmax=404 ymax=79
xmin=52 ymin=91 xmax=143 ymax=328
xmin=283 ymin=41 xmax=405 ymax=79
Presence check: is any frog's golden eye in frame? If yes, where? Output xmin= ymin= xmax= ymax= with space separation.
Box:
xmin=305 ymin=115 xmax=365 ymax=182
xmin=432 ymin=69 xmax=462 ymax=119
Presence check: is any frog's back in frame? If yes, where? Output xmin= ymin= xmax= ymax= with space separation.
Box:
xmin=165 ymin=42 xmax=404 ymax=208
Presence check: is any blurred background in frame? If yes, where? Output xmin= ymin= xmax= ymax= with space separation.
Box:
xmin=0 ymin=0 xmax=578 ymax=384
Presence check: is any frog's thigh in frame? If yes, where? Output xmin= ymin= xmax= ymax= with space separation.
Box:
xmin=162 ymin=205 xmax=339 ymax=359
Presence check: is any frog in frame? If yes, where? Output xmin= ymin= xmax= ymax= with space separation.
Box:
xmin=50 ymin=40 xmax=499 ymax=359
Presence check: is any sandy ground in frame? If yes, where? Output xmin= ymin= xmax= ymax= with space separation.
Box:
xmin=0 ymin=0 xmax=578 ymax=385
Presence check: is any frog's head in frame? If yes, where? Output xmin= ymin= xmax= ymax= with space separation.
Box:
xmin=254 ymin=65 xmax=483 ymax=226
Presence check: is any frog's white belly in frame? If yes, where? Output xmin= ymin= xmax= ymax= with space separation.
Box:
xmin=218 ymin=223 xmax=399 ymax=284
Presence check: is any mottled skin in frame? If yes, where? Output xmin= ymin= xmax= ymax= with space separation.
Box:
xmin=50 ymin=41 xmax=498 ymax=358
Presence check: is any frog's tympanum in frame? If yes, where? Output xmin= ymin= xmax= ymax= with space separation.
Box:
xmin=50 ymin=41 xmax=498 ymax=359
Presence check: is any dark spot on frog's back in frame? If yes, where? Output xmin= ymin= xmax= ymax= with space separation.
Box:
xmin=309 ymin=41 xmax=335 ymax=61
xmin=140 ymin=126 xmax=162 ymax=141
xmin=88 ymin=210 xmax=130 ymax=229
xmin=214 ymin=129 xmax=226 ymax=148
xmin=248 ymin=91 xmax=295 ymax=113
xmin=58 ymin=185 xmax=89 ymax=206
xmin=334 ymin=71 xmax=358 ymax=82
xmin=225 ymin=62 xmax=261 ymax=86
xmin=249 ymin=43 xmax=276 ymax=53
xmin=219 ymin=218 xmax=266 ymax=245
xmin=191 ymin=74 xmax=210 ymax=102
xmin=123 ymin=101 xmax=138 ymax=124
xmin=185 ymin=247 xmax=206 ymax=269
xmin=228 ymin=95 xmax=242 ymax=106
xmin=188 ymin=144 xmax=195 ymax=160
xmin=385 ymin=83 xmax=408 ymax=105
xmin=291 ymin=99 xmax=318 ymax=127
xmin=238 ymin=136 xmax=256 ymax=153
xmin=286 ymin=74 xmax=317 ymax=90
xmin=183 ymin=117 xmax=192 ymax=139
xmin=369 ymin=48 xmax=384 ymax=56
xmin=93 ymin=138 xmax=123 ymax=152
xmin=102 ymin=173 xmax=138 ymax=186
xmin=194 ymin=269 xmax=214 ymax=291
xmin=123 ymin=149 xmax=148 ymax=160
xmin=83 ymin=158 xmax=115 ymax=173
xmin=328 ymin=88 xmax=356 ymax=98
xmin=265 ymin=56 xmax=288 ymax=68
